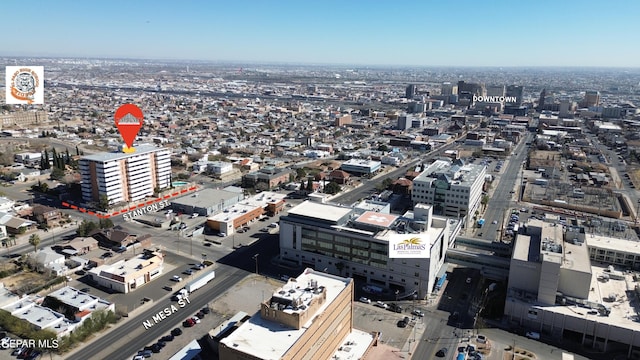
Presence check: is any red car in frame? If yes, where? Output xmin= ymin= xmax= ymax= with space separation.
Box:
xmin=183 ymin=318 xmax=195 ymax=327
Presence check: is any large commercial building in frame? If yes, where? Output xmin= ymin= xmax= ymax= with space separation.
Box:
xmin=88 ymin=250 xmax=164 ymax=293
xmin=505 ymin=219 xmax=640 ymax=357
xmin=219 ymin=268 xmax=375 ymax=360
xmin=340 ymin=159 xmax=381 ymax=177
xmin=411 ymin=159 xmax=486 ymax=221
xmin=279 ymin=201 xmax=460 ymax=299
xmin=505 ymin=85 xmax=524 ymax=106
xmin=79 ymin=144 xmax=171 ymax=206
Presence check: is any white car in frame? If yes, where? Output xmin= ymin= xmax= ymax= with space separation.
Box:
xmin=359 ymin=297 xmax=371 ymax=304
xmin=191 ymin=316 xmax=201 ymax=324
xmin=374 ymin=301 xmax=388 ymax=309
xmin=491 ymin=220 xmax=498 ymax=224
xmin=171 ymin=275 xmax=183 ymax=282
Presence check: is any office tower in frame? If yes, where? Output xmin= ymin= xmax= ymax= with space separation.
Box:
xmin=411 ymin=159 xmax=486 ymax=221
xmin=457 ymin=81 xmax=485 ymax=101
xmin=506 ymin=85 xmax=524 ymax=106
xmin=219 ymin=269 xmax=356 ymax=360
xmin=583 ymin=90 xmax=600 ymax=107
xmin=405 ymin=84 xmax=417 ymax=99
xmin=486 ymin=85 xmax=505 ymax=97
xmin=537 ymin=89 xmax=546 ymax=111
xmin=441 ymin=82 xmax=457 ymax=96
xmin=79 ymin=144 xmax=171 ymax=206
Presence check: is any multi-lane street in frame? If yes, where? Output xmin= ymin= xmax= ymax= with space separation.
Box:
xmin=476 ymin=133 xmax=533 ymax=242
xmin=66 ymin=264 xmax=248 ymax=360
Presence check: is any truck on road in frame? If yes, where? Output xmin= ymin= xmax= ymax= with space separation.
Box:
xmin=184 ymin=269 xmax=215 ymax=294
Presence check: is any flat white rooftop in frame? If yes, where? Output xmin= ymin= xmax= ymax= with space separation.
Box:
xmin=80 ymin=144 xmax=166 ymax=163
xmin=47 ymin=286 xmax=111 ymax=312
xmin=525 ymin=264 xmax=640 ymax=331
xmin=587 ymin=234 xmax=640 ymax=255
xmin=220 ymin=269 xmax=351 ymax=360
xmin=330 ymin=329 xmax=375 ymax=360
xmin=287 ymin=201 xmax=352 ymax=223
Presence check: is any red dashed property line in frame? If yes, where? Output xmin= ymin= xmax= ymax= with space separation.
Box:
xmin=61 ymin=186 xmax=198 ymax=219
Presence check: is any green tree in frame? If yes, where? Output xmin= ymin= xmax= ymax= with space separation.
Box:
xmin=28 ymin=234 xmax=41 ymax=253
xmin=324 ymin=181 xmax=341 ymax=195
xmin=77 ymin=220 xmax=98 ymax=237
xmin=99 ymin=218 xmax=114 ymax=229
xmin=296 ymin=168 xmax=307 ymax=180
xmin=377 ymin=144 xmax=389 ymax=152
xmin=306 ymin=178 xmax=314 ymax=192
xmin=98 ymin=194 xmax=110 ymax=211
xmin=50 ymin=167 xmax=65 ymax=181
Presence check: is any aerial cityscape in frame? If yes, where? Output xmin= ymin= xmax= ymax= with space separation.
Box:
xmin=1 ymin=1 xmax=640 ymax=360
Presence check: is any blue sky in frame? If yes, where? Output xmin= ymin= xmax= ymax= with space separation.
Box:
xmin=2 ymin=0 xmax=639 ymax=67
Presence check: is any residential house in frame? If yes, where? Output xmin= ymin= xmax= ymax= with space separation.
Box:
xmin=31 ymin=205 xmax=62 ymax=226
xmin=34 ymin=247 xmax=67 ymax=275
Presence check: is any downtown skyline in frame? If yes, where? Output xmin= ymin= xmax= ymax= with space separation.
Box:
xmin=2 ymin=0 xmax=640 ymax=68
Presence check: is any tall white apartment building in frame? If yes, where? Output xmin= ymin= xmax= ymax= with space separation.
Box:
xmin=79 ymin=145 xmax=171 ymax=205
xmin=411 ymin=159 xmax=486 ymax=221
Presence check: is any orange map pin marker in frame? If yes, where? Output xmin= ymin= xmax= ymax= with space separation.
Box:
xmin=114 ymin=104 xmax=143 ymax=153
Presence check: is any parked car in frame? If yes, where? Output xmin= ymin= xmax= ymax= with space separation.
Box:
xmin=358 ymin=297 xmax=371 ymax=304
xmin=201 ymin=307 xmax=210 ymax=314
xmin=171 ymin=275 xmax=183 ymax=282
xmin=171 ymin=328 xmax=183 ymax=336
xmin=160 ymin=334 xmax=174 ymax=342
xmin=436 ymin=347 xmax=448 ymax=357
xmin=183 ymin=269 xmax=193 ymax=275
xmin=397 ymin=319 xmax=407 ymax=328
xmin=137 ymin=349 xmax=152 ymax=358
xmin=388 ymin=303 xmax=402 ymax=313
xmin=411 ymin=309 xmax=424 ymax=317
xmin=374 ymin=301 xmax=388 ymax=309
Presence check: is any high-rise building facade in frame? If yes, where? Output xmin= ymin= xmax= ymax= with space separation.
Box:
xmin=486 ymin=85 xmax=505 ymax=97
xmin=79 ymin=144 xmax=171 ymax=206
xmin=405 ymin=84 xmax=417 ymax=99
xmin=505 ymin=85 xmax=524 ymax=106
xmin=219 ymin=269 xmax=357 ymax=360
xmin=411 ymin=159 xmax=486 ymax=221
xmin=279 ymin=201 xmax=456 ymax=299
xmin=583 ymin=90 xmax=600 ymax=107
xmin=441 ymin=82 xmax=458 ymax=96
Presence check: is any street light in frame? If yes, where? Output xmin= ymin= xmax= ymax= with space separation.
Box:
xmin=253 ymin=254 xmax=259 ymax=274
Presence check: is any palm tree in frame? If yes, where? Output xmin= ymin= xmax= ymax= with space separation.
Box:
xmin=29 ymin=234 xmax=41 ymax=253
